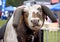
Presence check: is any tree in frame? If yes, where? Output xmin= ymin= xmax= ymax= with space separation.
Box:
xmin=6 ymin=0 xmax=27 ymax=7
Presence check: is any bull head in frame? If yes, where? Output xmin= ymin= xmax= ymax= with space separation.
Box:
xmin=13 ymin=5 xmax=57 ymax=30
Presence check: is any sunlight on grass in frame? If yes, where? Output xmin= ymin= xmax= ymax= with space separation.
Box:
xmin=0 ymin=20 xmax=7 ymax=27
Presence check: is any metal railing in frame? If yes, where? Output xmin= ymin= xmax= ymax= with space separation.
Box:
xmin=40 ymin=25 xmax=60 ymax=42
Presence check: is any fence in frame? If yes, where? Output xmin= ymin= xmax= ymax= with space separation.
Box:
xmin=43 ymin=28 xmax=60 ymax=42
xmin=41 ymin=23 xmax=60 ymax=42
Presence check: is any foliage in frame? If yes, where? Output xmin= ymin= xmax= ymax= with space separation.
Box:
xmin=6 ymin=0 xmax=27 ymax=7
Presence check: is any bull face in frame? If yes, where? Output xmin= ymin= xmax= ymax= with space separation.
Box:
xmin=23 ymin=5 xmax=45 ymax=30
xmin=13 ymin=5 xmax=57 ymax=31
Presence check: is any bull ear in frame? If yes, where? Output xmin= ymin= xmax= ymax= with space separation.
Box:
xmin=13 ymin=7 xmax=24 ymax=28
xmin=41 ymin=5 xmax=57 ymax=22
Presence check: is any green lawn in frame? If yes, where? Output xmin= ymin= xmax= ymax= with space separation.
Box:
xmin=44 ymin=30 xmax=60 ymax=42
xmin=0 ymin=19 xmax=7 ymax=27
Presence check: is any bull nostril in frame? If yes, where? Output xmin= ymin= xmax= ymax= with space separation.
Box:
xmin=31 ymin=20 xmax=33 ymax=22
xmin=31 ymin=20 xmax=39 ymax=26
xmin=31 ymin=20 xmax=39 ymax=23
xmin=38 ymin=20 xmax=39 ymax=22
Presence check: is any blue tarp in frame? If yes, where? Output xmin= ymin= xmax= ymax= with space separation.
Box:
xmin=50 ymin=3 xmax=60 ymax=11
xmin=5 ymin=6 xmax=16 ymax=11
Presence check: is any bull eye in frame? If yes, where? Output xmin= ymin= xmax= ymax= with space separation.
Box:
xmin=37 ymin=12 xmax=41 ymax=17
xmin=37 ymin=12 xmax=43 ymax=20
xmin=37 ymin=7 xmax=42 ymax=12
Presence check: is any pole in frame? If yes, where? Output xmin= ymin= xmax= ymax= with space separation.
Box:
xmin=1 ymin=0 xmax=6 ymax=20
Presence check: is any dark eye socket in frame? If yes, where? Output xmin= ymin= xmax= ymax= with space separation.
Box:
xmin=37 ymin=12 xmax=41 ymax=15
xmin=37 ymin=12 xmax=42 ymax=17
xmin=37 ymin=8 xmax=42 ymax=12
xmin=40 ymin=9 xmax=42 ymax=12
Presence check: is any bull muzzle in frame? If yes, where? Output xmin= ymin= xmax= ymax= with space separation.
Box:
xmin=31 ymin=19 xmax=39 ymax=26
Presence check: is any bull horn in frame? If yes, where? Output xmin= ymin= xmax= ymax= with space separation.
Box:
xmin=13 ymin=7 xmax=24 ymax=28
xmin=42 ymin=5 xmax=57 ymax=22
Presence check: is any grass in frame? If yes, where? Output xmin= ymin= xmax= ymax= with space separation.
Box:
xmin=0 ymin=19 xmax=7 ymax=27
xmin=44 ymin=30 xmax=60 ymax=42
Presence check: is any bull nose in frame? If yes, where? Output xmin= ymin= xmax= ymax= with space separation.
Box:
xmin=31 ymin=19 xmax=39 ymax=25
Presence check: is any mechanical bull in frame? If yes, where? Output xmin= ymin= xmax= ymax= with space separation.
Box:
xmin=4 ymin=5 xmax=57 ymax=42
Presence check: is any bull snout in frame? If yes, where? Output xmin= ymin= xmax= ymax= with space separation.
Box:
xmin=31 ymin=19 xmax=39 ymax=26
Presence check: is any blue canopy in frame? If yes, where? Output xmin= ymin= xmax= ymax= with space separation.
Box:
xmin=50 ymin=3 xmax=60 ymax=11
xmin=0 ymin=6 xmax=2 ymax=9
xmin=5 ymin=6 xmax=16 ymax=11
